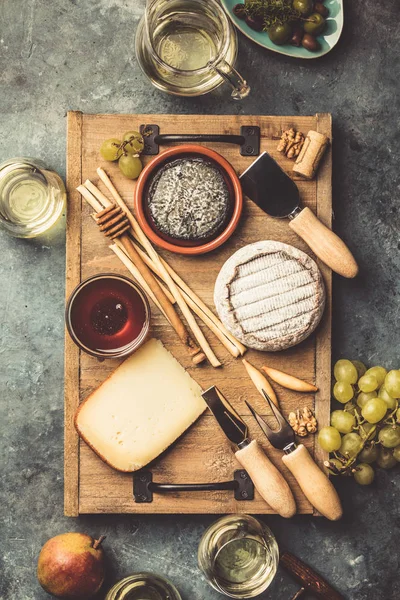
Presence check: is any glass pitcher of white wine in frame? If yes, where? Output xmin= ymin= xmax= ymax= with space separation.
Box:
xmin=135 ymin=0 xmax=250 ymax=99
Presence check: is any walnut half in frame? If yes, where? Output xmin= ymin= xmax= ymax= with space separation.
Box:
xmin=288 ymin=407 xmax=318 ymax=437
xmin=277 ymin=128 xmax=305 ymax=159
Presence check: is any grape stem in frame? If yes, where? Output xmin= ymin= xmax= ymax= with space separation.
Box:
xmin=383 ymin=406 xmax=399 ymax=425
xmin=330 ymin=426 xmax=377 ymax=475
xmin=114 ymin=138 xmax=144 ymax=158
xmin=324 ymin=460 xmax=342 ymax=475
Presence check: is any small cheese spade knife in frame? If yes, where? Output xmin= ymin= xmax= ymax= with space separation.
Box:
xmin=202 ymin=386 xmax=297 ymax=518
xmin=240 ymin=152 xmax=358 ymax=278
xmin=245 ymin=392 xmax=343 ymax=521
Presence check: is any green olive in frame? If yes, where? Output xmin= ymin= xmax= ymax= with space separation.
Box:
xmin=304 ymin=12 xmax=326 ymax=35
xmin=268 ymin=22 xmax=292 ymax=45
xmin=293 ymin=0 xmax=313 ymax=17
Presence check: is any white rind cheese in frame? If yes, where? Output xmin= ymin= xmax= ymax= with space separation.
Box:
xmin=75 ymin=338 xmax=206 ymax=472
xmin=214 ymin=241 xmax=325 ymax=352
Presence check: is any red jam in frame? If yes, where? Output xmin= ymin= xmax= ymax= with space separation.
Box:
xmin=70 ymin=277 xmax=147 ymax=353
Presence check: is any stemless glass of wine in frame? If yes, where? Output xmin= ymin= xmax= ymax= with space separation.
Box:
xmin=105 ymin=572 xmax=182 ymax=600
xmin=198 ymin=515 xmax=279 ymax=598
xmin=0 ymin=157 xmax=66 ymax=238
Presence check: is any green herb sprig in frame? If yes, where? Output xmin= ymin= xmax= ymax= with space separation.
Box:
xmin=245 ymin=0 xmax=300 ymax=29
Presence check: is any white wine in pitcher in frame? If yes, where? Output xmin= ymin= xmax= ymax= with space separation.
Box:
xmin=136 ymin=0 xmax=250 ymax=98
xmin=156 ymin=23 xmax=218 ymax=71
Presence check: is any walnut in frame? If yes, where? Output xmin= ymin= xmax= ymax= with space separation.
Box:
xmin=288 ymin=409 xmax=307 ymax=437
xmin=288 ymin=407 xmax=318 ymax=437
xmin=288 ymin=411 xmax=297 ymax=429
xmin=277 ymin=128 xmax=305 ymax=159
xmin=277 ymin=128 xmax=295 ymax=153
xmin=303 ymin=407 xmax=318 ymax=433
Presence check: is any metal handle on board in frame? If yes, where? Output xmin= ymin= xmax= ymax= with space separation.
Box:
xmin=140 ymin=124 xmax=260 ymax=156
xmin=133 ymin=470 xmax=254 ymax=503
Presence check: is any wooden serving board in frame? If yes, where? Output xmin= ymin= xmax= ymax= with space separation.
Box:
xmin=65 ymin=112 xmax=332 ymax=516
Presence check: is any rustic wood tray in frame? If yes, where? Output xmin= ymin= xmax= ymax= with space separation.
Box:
xmin=65 ymin=112 xmax=332 ymax=516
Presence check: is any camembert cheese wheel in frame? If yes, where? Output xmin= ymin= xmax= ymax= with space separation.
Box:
xmin=214 ymin=241 xmax=325 ymax=352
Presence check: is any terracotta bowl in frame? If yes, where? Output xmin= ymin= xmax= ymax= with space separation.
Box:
xmin=134 ymin=145 xmax=243 ymax=255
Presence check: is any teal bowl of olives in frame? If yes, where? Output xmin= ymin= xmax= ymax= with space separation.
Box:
xmin=221 ymin=0 xmax=343 ymax=59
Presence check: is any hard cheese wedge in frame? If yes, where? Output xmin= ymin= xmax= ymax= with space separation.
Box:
xmin=75 ymin=338 xmax=206 ymax=472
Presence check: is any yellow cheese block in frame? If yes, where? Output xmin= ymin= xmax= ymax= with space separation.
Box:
xmin=75 ymin=338 xmax=206 ymax=472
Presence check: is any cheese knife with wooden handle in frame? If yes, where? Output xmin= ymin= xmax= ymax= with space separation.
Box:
xmin=240 ymin=152 xmax=358 ymax=279
xmin=202 ymin=386 xmax=297 ymax=518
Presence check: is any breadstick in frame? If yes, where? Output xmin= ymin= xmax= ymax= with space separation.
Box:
xmin=77 ymin=185 xmax=104 ymax=213
xmin=151 ymin=250 xmax=247 ymax=357
xmin=110 ymin=244 xmax=170 ymax=321
xmin=262 ymin=366 xmax=318 ymax=393
xmin=242 ymin=359 xmax=279 ymax=408
xmin=85 ymin=179 xmax=113 ymax=208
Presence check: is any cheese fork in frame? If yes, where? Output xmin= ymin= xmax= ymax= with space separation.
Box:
xmin=202 ymin=386 xmax=297 ymax=518
xmin=245 ymin=392 xmax=343 ymax=521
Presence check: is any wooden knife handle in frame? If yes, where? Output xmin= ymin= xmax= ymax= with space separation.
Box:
xmin=235 ymin=440 xmax=296 ymax=518
xmin=282 ymin=445 xmax=343 ymax=521
xmin=289 ymin=207 xmax=358 ymax=278
xmin=281 ymin=552 xmax=345 ymax=600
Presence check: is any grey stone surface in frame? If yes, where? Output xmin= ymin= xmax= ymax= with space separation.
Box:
xmin=0 ymin=1 xmax=399 ymax=599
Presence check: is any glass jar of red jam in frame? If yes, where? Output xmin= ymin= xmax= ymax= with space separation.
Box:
xmin=66 ymin=273 xmax=150 ymax=359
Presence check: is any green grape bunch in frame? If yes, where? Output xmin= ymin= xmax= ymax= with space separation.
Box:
xmin=100 ymin=130 xmax=145 ymax=180
xmin=319 ymin=360 xmax=400 ymax=485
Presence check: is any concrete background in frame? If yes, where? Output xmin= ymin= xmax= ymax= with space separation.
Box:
xmin=0 ymin=1 xmax=399 ymax=599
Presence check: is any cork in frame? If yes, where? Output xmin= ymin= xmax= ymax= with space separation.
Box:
xmin=293 ymin=130 xmax=329 ymax=180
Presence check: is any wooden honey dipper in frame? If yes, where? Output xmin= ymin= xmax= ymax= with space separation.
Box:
xmin=95 ymin=204 xmax=206 ymax=365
